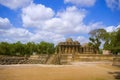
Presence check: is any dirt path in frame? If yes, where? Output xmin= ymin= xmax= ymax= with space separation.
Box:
xmin=0 ymin=63 xmax=119 ymax=80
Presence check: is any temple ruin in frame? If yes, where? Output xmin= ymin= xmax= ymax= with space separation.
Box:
xmin=57 ymin=38 xmax=96 ymax=54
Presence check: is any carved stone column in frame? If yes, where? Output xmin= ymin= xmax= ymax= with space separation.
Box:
xmin=69 ymin=46 xmax=71 ymax=53
xmin=67 ymin=46 xmax=69 ymax=53
xmin=67 ymin=46 xmax=69 ymax=54
xmin=64 ymin=46 xmax=66 ymax=53
xmin=71 ymin=46 xmax=73 ymax=53
xmin=59 ymin=46 xmax=61 ymax=53
xmin=68 ymin=46 xmax=70 ymax=53
xmin=84 ymin=47 xmax=86 ymax=54
xmin=76 ymin=46 xmax=78 ymax=53
xmin=62 ymin=46 xmax=65 ymax=53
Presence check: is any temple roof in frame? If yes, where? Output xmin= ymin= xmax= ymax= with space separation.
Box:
xmin=66 ymin=38 xmax=73 ymax=42
xmin=58 ymin=38 xmax=80 ymax=46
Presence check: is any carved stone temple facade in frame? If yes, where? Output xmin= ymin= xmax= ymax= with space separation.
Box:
xmin=57 ymin=38 xmax=96 ymax=54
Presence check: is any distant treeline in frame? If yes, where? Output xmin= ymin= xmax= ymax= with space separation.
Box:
xmin=0 ymin=41 xmax=55 ymax=56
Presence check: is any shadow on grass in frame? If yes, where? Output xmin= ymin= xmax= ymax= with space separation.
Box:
xmin=108 ymin=71 xmax=120 ymax=80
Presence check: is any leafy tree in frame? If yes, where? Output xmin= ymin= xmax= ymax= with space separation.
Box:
xmin=89 ymin=37 xmax=101 ymax=54
xmin=25 ymin=42 xmax=37 ymax=56
xmin=89 ymin=28 xmax=107 ymax=54
xmin=0 ymin=41 xmax=55 ymax=56
xmin=37 ymin=41 xmax=55 ymax=54
xmin=107 ymin=28 xmax=120 ymax=54
xmin=0 ymin=42 xmax=10 ymax=55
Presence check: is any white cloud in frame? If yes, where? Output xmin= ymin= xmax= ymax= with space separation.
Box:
xmin=22 ymin=3 xmax=55 ymax=28
xmin=0 ymin=0 xmax=32 ymax=9
xmin=0 ymin=17 xmax=12 ymax=29
xmin=0 ymin=17 xmax=33 ymax=42
xmin=0 ymin=17 xmax=65 ymax=44
xmin=30 ymin=31 xmax=65 ymax=44
xmin=21 ymin=4 xmax=104 ymax=40
xmin=64 ymin=0 xmax=96 ymax=7
xmin=105 ymin=0 xmax=120 ymax=10
xmin=44 ymin=6 xmax=104 ymax=34
xmin=116 ymin=24 xmax=120 ymax=28
xmin=22 ymin=4 xmax=103 ymax=35
xmin=44 ymin=6 xmax=87 ymax=34
xmin=105 ymin=24 xmax=120 ymax=32
xmin=3 ymin=28 xmax=33 ymax=42
xmin=105 ymin=26 xmax=115 ymax=32
xmin=0 ymin=3 xmax=107 ymax=44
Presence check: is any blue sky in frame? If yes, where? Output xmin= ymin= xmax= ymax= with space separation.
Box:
xmin=0 ymin=0 xmax=120 ymax=44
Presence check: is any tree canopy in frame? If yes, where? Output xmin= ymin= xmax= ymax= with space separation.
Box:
xmin=89 ymin=28 xmax=120 ymax=54
xmin=0 ymin=41 xmax=55 ymax=56
xmin=88 ymin=28 xmax=107 ymax=54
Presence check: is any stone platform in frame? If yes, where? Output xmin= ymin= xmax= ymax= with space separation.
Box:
xmin=59 ymin=54 xmax=120 ymax=64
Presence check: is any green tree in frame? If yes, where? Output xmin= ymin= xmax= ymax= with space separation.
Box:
xmin=108 ymin=28 xmax=120 ymax=54
xmin=89 ymin=37 xmax=101 ymax=54
xmin=25 ymin=42 xmax=37 ymax=56
xmin=37 ymin=41 xmax=55 ymax=54
xmin=89 ymin=28 xmax=108 ymax=54
xmin=0 ymin=41 xmax=55 ymax=56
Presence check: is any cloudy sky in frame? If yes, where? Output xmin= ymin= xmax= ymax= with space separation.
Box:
xmin=0 ymin=0 xmax=120 ymax=44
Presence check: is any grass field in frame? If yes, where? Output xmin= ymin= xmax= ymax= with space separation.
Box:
xmin=0 ymin=62 xmax=120 ymax=80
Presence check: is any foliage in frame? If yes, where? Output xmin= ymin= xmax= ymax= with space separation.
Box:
xmin=37 ymin=41 xmax=55 ymax=54
xmin=88 ymin=28 xmax=107 ymax=54
xmin=104 ymin=28 xmax=120 ymax=54
xmin=89 ymin=28 xmax=120 ymax=54
xmin=88 ymin=37 xmax=101 ymax=54
xmin=0 ymin=41 xmax=55 ymax=56
xmin=89 ymin=28 xmax=107 ymax=40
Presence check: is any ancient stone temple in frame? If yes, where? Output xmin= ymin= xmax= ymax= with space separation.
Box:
xmin=57 ymin=38 xmax=95 ymax=54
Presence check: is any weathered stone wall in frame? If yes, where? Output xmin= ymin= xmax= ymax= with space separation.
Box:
xmin=0 ymin=55 xmax=26 ymax=65
xmin=112 ymin=57 xmax=120 ymax=66
xmin=0 ymin=54 xmax=50 ymax=65
xmin=59 ymin=54 xmax=120 ymax=64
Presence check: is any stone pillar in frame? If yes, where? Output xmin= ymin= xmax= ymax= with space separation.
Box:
xmin=86 ymin=47 xmax=88 ymax=53
xmin=71 ymin=46 xmax=73 ymax=53
xmin=76 ymin=46 xmax=78 ymax=53
xmin=86 ymin=47 xmax=88 ymax=52
xmin=84 ymin=47 xmax=86 ymax=54
xmin=68 ymin=46 xmax=70 ymax=53
xmin=60 ymin=46 xmax=63 ymax=53
xmin=65 ymin=46 xmax=67 ymax=53
xmin=62 ymin=46 xmax=65 ymax=53
xmin=79 ymin=47 xmax=81 ymax=53
xmin=70 ymin=46 xmax=71 ymax=53
xmin=83 ymin=47 xmax=85 ymax=53
xmin=67 ymin=46 xmax=69 ymax=53
xmin=72 ymin=46 xmax=74 ymax=53
xmin=59 ymin=46 xmax=61 ymax=53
